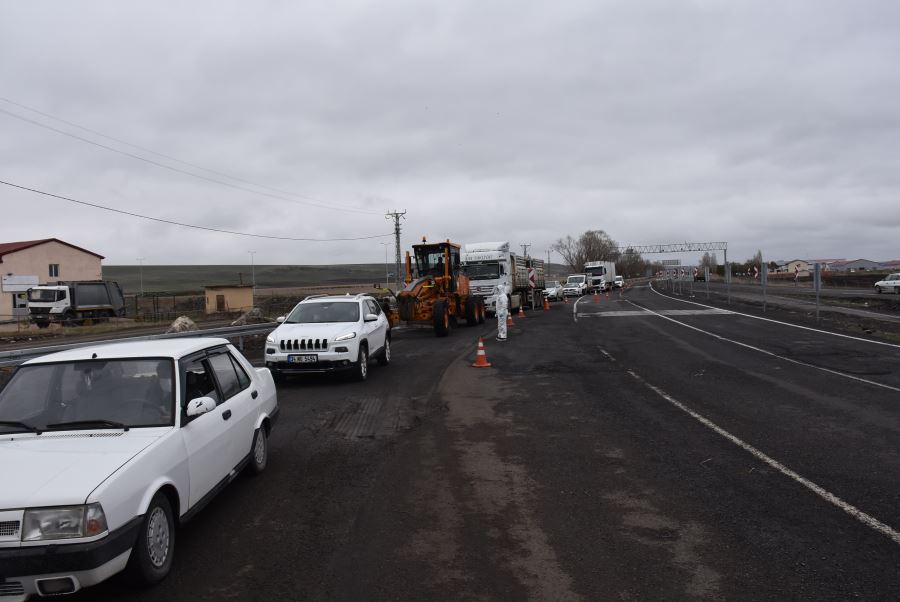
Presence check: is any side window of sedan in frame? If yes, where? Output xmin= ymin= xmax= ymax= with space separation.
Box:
xmin=208 ymin=353 xmax=243 ymax=401
xmin=183 ymin=359 xmax=220 ymax=406
xmin=228 ymin=353 xmax=252 ymax=391
xmin=366 ymin=299 xmax=382 ymax=316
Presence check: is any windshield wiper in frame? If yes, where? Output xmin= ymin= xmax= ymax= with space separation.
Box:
xmin=0 ymin=420 xmax=42 ymax=434
xmin=46 ymin=420 xmax=129 ymax=432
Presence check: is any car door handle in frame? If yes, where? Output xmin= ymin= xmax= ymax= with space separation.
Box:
xmin=251 ymin=390 xmax=258 ymax=399
xmin=222 ymin=409 xmax=232 ymax=421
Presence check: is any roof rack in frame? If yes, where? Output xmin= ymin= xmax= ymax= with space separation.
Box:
xmin=302 ymin=293 xmax=330 ymax=301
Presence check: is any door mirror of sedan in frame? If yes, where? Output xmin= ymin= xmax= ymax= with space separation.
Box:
xmin=276 ymin=316 xmax=286 ymax=323
xmin=364 ymin=313 xmax=379 ymax=322
xmin=186 ymin=396 xmax=217 ymax=417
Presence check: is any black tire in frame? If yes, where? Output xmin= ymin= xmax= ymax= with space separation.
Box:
xmin=249 ymin=427 xmax=268 ymax=475
xmin=875 ymin=286 xmax=882 ymax=294
xmin=272 ymin=370 xmax=284 ymax=384
xmin=35 ymin=321 xmax=50 ymax=329
xmin=433 ymin=300 xmax=450 ymax=337
xmin=377 ymin=336 xmax=391 ymax=366
xmin=124 ymin=492 xmax=175 ymax=586
xmin=355 ymin=345 xmax=369 ymax=381
xmin=464 ymin=298 xmax=478 ymax=326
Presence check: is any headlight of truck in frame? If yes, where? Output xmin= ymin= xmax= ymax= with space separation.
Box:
xmin=266 ymin=333 xmax=275 ymax=343
xmin=22 ymin=503 xmax=108 ymax=541
xmin=334 ymin=332 xmax=357 ymax=342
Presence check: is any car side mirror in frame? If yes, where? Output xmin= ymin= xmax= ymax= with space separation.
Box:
xmin=186 ymin=396 xmax=217 ymax=417
xmin=364 ymin=313 xmax=379 ymax=322
xmin=276 ymin=316 xmax=286 ymax=323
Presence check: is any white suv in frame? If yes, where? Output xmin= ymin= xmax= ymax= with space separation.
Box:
xmin=265 ymin=294 xmax=391 ymax=382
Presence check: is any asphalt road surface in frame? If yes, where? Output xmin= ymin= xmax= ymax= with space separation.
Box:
xmin=81 ymin=285 xmax=899 ymax=600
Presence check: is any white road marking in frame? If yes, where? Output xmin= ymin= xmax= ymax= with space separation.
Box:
xmin=598 ymin=348 xmax=616 ymax=362
xmin=624 ymin=298 xmax=900 ymax=394
xmin=625 ymin=369 xmax=900 ymax=546
xmin=576 ymin=309 xmax=732 ymax=318
xmin=648 ymin=282 xmax=900 ymax=349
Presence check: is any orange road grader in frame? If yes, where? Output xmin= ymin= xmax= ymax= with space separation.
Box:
xmin=397 ymin=238 xmax=486 ymax=336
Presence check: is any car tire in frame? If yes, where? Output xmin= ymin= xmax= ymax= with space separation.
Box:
xmin=876 ymin=286 xmax=882 ymax=294
xmin=124 ymin=492 xmax=175 ymax=587
xmin=433 ymin=300 xmax=450 ymax=337
xmin=355 ymin=345 xmax=369 ymax=381
xmin=249 ymin=427 xmax=268 ymax=475
xmin=377 ymin=336 xmax=391 ymax=366
xmin=272 ymin=370 xmax=284 ymax=384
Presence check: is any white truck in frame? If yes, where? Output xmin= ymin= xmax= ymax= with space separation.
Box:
xmin=27 ymin=280 xmax=126 ymax=327
xmin=584 ymin=260 xmax=617 ymax=293
xmin=561 ymin=274 xmax=588 ymax=297
xmin=462 ymin=241 xmax=545 ymax=314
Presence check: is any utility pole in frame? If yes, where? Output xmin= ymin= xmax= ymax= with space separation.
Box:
xmin=248 ymin=250 xmax=256 ymax=289
xmin=520 ymin=243 xmax=531 ymax=259
xmin=136 ymin=257 xmax=146 ymax=296
xmin=385 ymin=210 xmax=406 ymax=289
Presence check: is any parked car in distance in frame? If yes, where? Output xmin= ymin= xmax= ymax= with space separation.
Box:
xmin=543 ymin=280 xmax=563 ymax=301
xmin=265 ymin=293 xmax=391 ymax=382
xmin=0 ymin=338 xmax=279 ymax=600
xmin=613 ymin=276 xmax=624 ymax=288
xmin=874 ymin=273 xmax=900 ymax=294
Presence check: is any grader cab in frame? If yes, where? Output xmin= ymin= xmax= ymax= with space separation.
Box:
xmin=397 ymin=238 xmax=486 ymax=336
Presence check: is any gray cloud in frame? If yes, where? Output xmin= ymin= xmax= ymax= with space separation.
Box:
xmin=2 ymin=0 xmax=900 ymax=267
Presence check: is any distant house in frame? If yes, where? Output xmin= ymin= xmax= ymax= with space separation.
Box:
xmin=829 ymin=259 xmax=882 ymax=272
xmin=0 ymin=238 xmax=103 ymax=320
xmin=785 ymin=259 xmax=809 ymax=276
xmin=807 ymin=259 xmax=844 ymax=271
xmin=204 ymin=285 xmax=254 ymax=314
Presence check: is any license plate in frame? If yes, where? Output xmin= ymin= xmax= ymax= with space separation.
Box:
xmin=288 ymin=354 xmax=318 ymax=364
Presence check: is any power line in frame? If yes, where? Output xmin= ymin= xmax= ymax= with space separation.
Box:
xmin=0 ymin=179 xmax=393 ymax=242
xmin=0 ymin=102 xmax=380 ymax=215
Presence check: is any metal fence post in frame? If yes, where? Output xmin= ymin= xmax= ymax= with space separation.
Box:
xmin=762 ymin=258 xmax=767 ymax=313
xmin=705 ymin=266 xmax=710 ymax=299
xmin=815 ymin=262 xmax=821 ymax=323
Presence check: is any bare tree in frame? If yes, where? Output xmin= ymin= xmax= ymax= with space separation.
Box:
xmin=551 ymin=230 xmax=619 ymax=272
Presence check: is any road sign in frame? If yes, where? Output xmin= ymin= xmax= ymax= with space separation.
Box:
xmin=527 ymin=268 xmax=536 ymax=289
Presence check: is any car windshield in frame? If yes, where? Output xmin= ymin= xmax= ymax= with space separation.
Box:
xmin=549 ymin=281 xmax=561 ymax=288
xmin=0 ymin=358 xmax=175 ymax=431
xmin=567 ymin=276 xmax=585 ymax=284
xmin=27 ymin=289 xmax=64 ymax=302
xmin=466 ymin=263 xmax=501 ymax=280
xmin=286 ymin=301 xmax=360 ymax=323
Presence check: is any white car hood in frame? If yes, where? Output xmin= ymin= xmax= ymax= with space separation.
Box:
xmin=0 ymin=430 xmax=164 ymax=508
xmin=275 ymin=322 xmax=355 ymax=338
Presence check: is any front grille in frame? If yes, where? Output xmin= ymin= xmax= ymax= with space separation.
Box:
xmin=0 ymin=580 xmax=26 ymax=596
xmin=29 ymin=307 xmax=51 ymax=315
xmin=279 ymin=338 xmax=328 ymax=351
xmin=0 ymin=520 xmax=19 ymax=537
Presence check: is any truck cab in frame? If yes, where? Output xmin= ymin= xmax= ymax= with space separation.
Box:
xmin=26 ymin=286 xmax=71 ymax=321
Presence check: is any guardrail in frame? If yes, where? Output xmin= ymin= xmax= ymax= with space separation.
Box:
xmin=0 ymin=322 xmax=276 ymax=368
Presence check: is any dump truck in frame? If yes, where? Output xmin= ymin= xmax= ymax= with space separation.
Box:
xmin=461 ymin=241 xmax=545 ymax=314
xmin=27 ymin=280 xmax=125 ymax=327
xmin=397 ymin=238 xmax=486 ymax=336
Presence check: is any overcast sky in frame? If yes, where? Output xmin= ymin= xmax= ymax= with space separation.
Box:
xmin=2 ymin=0 xmax=899 ymax=267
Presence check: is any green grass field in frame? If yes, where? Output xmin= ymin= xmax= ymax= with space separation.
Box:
xmin=103 ymin=264 xmax=393 ymax=294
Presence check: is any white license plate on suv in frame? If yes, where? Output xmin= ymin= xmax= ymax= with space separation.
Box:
xmin=288 ymin=354 xmax=318 ymax=364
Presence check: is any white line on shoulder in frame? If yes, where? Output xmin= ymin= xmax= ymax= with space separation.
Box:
xmin=626 ymin=369 xmax=900 ymax=546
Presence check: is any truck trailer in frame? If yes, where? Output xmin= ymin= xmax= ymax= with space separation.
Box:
xmin=27 ymin=280 xmax=126 ymax=327
xmin=461 ymin=241 xmax=545 ymax=314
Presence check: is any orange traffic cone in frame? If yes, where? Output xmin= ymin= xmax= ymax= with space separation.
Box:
xmin=518 ymin=305 xmax=526 ymax=317
xmin=564 ymin=296 xmax=569 ymax=304
xmin=606 ymin=291 xmax=610 ymax=300
xmin=543 ymin=296 xmax=550 ymax=311
xmin=471 ymin=337 xmax=492 ymax=368
xmin=507 ymin=312 xmax=514 ymax=327
xmin=593 ymin=291 xmax=599 ymax=303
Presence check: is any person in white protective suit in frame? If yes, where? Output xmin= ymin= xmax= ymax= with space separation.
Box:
xmin=495 ymin=283 xmax=509 ymax=341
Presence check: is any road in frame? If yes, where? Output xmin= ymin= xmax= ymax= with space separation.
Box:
xmin=80 ymin=285 xmax=899 ymax=600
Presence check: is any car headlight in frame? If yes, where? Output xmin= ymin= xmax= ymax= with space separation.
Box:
xmin=334 ymin=331 xmax=357 ymax=342
xmin=22 ymin=503 xmax=108 ymax=541
xmin=266 ymin=333 xmax=275 ymax=343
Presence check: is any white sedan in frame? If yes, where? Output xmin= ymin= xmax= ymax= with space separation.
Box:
xmin=0 ymin=338 xmax=278 ymax=600
xmin=874 ymin=273 xmax=900 ymax=294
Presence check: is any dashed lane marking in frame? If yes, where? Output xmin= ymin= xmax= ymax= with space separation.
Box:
xmin=625 ymin=368 xmax=900 ymax=547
